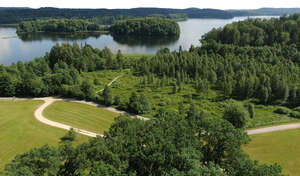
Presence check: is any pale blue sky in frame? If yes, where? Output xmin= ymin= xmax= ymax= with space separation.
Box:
xmin=0 ymin=0 xmax=299 ymax=9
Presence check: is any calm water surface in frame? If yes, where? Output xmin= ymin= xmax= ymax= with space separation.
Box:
xmin=0 ymin=16 xmax=277 ymax=65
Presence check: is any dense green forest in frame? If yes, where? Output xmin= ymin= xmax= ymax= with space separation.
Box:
xmin=16 ymin=19 xmax=102 ymax=34
xmin=1 ymin=7 xmax=300 ymax=25
xmin=134 ymin=43 xmax=300 ymax=108
xmin=0 ymin=7 xmax=233 ymax=24
xmin=202 ymin=14 xmax=300 ymax=47
xmin=109 ymin=18 xmax=180 ymax=37
xmin=89 ymin=13 xmax=187 ymax=25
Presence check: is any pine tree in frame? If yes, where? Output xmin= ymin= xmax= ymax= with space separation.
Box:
xmin=102 ymin=86 xmax=114 ymax=106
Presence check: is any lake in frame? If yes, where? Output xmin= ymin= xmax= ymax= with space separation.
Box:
xmin=0 ymin=16 xmax=277 ymax=65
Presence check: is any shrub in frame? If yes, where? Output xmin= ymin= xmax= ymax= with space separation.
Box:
xmin=223 ymin=103 xmax=248 ymax=128
xmin=61 ymin=128 xmax=76 ymax=142
xmin=293 ymin=106 xmax=300 ymax=112
xmin=289 ymin=111 xmax=300 ymax=118
xmin=274 ymin=107 xmax=291 ymax=115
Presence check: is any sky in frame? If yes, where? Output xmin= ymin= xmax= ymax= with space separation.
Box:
xmin=0 ymin=0 xmax=299 ymax=10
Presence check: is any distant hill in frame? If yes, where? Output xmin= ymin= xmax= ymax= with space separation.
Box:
xmin=0 ymin=7 xmax=233 ymax=24
xmin=0 ymin=7 xmax=29 ymax=11
xmin=228 ymin=8 xmax=300 ymax=16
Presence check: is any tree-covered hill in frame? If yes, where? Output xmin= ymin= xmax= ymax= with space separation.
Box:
xmin=228 ymin=8 xmax=300 ymax=17
xmin=16 ymin=18 xmax=102 ymax=34
xmin=201 ymin=14 xmax=300 ymax=47
xmin=109 ymin=18 xmax=180 ymax=37
xmin=0 ymin=7 xmax=233 ymax=24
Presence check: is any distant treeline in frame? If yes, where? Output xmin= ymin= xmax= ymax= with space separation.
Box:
xmin=0 ymin=7 xmax=233 ymax=24
xmin=109 ymin=18 xmax=180 ymax=37
xmin=228 ymin=8 xmax=300 ymax=17
xmin=202 ymin=14 xmax=300 ymax=47
xmin=17 ymin=19 xmax=102 ymax=34
xmin=90 ymin=13 xmax=187 ymax=25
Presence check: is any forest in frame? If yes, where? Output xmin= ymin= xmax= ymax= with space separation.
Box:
xmin=202 ymin=14 xmax=300 ymax=47
xmin=109 ymin=18 xmax=180 ymax=37
xmin=0 ymin=7 xmax=233 ymax=24
xmin=16 ymin=18 xmax=102 ymax=34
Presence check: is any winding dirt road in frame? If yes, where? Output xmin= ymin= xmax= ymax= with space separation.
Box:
xmin=1 ymin=96 xmax=300 ymax=137
xmin=0 ymin=97 xmax=149 ymax=137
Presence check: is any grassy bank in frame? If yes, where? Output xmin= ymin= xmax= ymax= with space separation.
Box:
xmin=44 ymin=101 xmax=119 ymax=134
xmin=0 ymin=100 xmax=89 ymax=170
xmin=245 ymin=129 xmax=300 ymax=176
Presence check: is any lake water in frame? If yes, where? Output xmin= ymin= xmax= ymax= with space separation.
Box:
xmin=0 ymin=16 xmax=277 ymax=65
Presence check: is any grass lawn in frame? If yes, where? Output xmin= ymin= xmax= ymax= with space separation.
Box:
xmin=0 ymin=100 xmax=89 ymax=170
xmin=44 ymin=101 xmax=119 ymax=134
xmin=245 ymin=129 xmax=300 ymax=176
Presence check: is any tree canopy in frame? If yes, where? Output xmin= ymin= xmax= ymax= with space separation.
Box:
xmin=202 ymin=14 xmax=300 ymax=47
xmin=17 ymin=18 xmax=101 ymax=34
xmin=109 ymin=17 xmax=180 ymax=37
xmin=4 ymin=110 xmax=285 ymax=176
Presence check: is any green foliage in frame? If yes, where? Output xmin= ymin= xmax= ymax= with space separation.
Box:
xmin=274 ymin=107 xmax=291 ymax=115
xmin=0 ymin=7 xmax=233 ymax=24
xmin=61 ymin=128 xmax=77 ymax=142
xmin=246 ymin=103 xmax=255 ymax=119
xmin=202 ymin=14 xmax=300 ymax=47
xmin=17 ymin=18 xmax=101 ymax=34
xmin=128 ymin=92 xmax=151 ymax=114
xmin=5 ymin=145 xmax=61 ymax=176
xmin=4 ymin=110 xmax=284 ymax=175
xmin=102 ymin=86 xmax=114 ymax=106
xmin=223 ymin=103 xmax=248 ymax=128
xmin=110 ymin=17 xmax=180 ymax=37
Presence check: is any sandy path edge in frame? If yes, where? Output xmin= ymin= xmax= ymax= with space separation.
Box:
xmin=0 ymin=97 xmax=148 ymax=137
xmin=2 ymin=97 xmax=298 ymax=136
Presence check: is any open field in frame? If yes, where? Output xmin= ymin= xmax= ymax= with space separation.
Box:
xmin=0 ymin=100 xmax=89 ymax=170
xmin=44 ymin=101 xmax=119 ymax=134
xmin=245 ymin=129 xmax=300 ymax=176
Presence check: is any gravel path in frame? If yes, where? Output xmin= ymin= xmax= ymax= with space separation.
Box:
xmin=0 ymin=97 xmax=149 ymax=137
xmin=2 ymin=96 xmax=297 ymax=136
xmin=0 ymin=75 xmax=149 ymax=137
xmin=96 ymin=75 xmax=122 ymax=93
xmin=247 ymin=123 xmax=300 ymax=135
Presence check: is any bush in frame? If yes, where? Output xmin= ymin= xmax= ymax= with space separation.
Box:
xmin=293 ymin=106 xmax=300 ymax=112
xmin=94 ymin=79 xmax=101 ymax=85
xmin=274 ymin=107 xmax=291 ymax=115
xmin=245 ymin=103 xmax=255 ymax=119
xmin=61 ymin=128 xmax=76 ymax=142
xmin=223 ymin=103 xmax=248 ymax=128
xmin=289 ymin=111 xmax=300 ymax=118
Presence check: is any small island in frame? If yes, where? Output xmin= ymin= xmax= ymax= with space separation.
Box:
xmin=16 ymin=18 xmax=106 ymax=34
xmin=109 ymin=17 xmax=180 ymax=37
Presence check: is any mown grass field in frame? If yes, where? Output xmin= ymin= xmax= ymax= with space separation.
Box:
xmin=84 ymin=69 xmax=299 ymax=127
xmin=44 ymin=101 xmax=119 ymax=134
xmin=245 ymin=129 xmax=300 ymax=176
xmin=0 ymin=100 xmax=89 ymax=170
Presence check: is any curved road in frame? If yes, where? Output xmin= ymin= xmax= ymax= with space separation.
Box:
xmin=0 ymin=97 xmax=149 ymax=137
xmin=1 ymin=96 xmax=299 ymax=137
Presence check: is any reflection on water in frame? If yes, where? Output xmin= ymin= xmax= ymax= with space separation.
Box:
xmin=112 ymin=35 xmax=179 ymax=47
xmin=0 ymin=16 xmax=278 ymax=65
xmin=19 ymin=32 xmax=102 ymax=42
